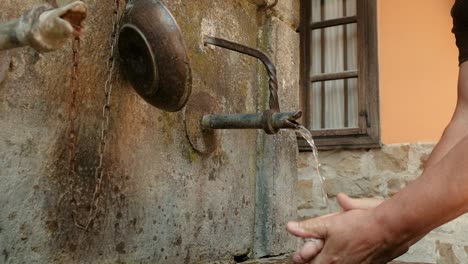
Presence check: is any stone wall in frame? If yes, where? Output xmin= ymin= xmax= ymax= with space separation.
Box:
xmin=298 ymin=143 xmax=468 ymax=263
xmin=0 ymin=0 xmax=300 ymax=263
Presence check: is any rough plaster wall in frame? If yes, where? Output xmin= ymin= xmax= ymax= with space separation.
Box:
xmin=298 ymin=143 xmax=468 ymax=264
xmin=0 ymin=0 xmax=299 ymax=263
xmin=253 ymin=1 xmax=300 ymax=258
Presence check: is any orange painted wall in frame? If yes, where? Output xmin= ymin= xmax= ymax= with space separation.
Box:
xmin=378 ymin=0 xmax=458 ymax=144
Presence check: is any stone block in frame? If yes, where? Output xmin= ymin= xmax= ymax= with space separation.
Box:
xmin=371 ymin=144 xmax=410 ymax=173
xmin=297 ymin=180 xmax=313 ymax=209
xmin=436 ymin=241 xmax=461 ymax=264
xmin=324 ymin=177 xmax=369 ymax=197
xmin=408 ymin=142 xmax=435 ymax=173
xmin=386 ymin=177 xmax=407 ymax=196
xmin=270 ymin=0 xmax=300 ymax=30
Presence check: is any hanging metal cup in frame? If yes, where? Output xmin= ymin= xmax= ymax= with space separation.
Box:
xmin=118 ymin=0 xmax=192 ymax=112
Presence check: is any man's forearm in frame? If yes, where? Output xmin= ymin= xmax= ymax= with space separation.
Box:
xmin=425 ymin=63 xmax=468 ymax=169
xmin=424 ymin=123 xmax=464 ymax=169
xmin=375 ymin=134 xmax=468 ymax=244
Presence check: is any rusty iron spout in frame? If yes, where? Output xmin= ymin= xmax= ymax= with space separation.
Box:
xmin=198 ymin=36 xmax=303 ymax=137
xmin=201 ymin=110 xmax=302 ymax=135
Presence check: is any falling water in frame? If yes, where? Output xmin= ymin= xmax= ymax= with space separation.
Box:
xmin=295 ymin=125 xmax=330 ymax=211
xmin=295 ymin=124 xmax=329 ymax=249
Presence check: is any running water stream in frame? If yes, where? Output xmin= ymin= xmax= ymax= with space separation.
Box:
xmin=295 ymin=125 xmax=331 ymax=211
xmin=295 ymin=125 xmax=330 ymax=249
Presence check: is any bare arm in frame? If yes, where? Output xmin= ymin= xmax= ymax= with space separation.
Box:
xmin=371 ymin=62 xmax=468 ymax=249
xmin=287 ymin=137 xmax=468 ymax=263
xmin=424 ymin=63 xmax=468 ymax=168
xmin=288 ymin=148 xmax=468 ymax=263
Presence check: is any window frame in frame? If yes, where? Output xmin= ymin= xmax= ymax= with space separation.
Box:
xmin=298 ymin=0 xmax=381 ymax=150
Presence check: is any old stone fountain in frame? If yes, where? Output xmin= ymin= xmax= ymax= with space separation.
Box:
xmin=0 ymin=0 xmax=301 ymax=262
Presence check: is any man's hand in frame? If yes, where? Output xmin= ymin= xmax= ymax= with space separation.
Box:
xmin=287 ymin=207 xmax=410 ymax=264
xmin=287 ymin=193 xmax=392 ymax=264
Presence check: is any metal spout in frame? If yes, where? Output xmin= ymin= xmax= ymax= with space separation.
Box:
xmin=185 ymin=38 xmax=303 ymax=154
xmin=202 ymin=111 xmax=302 ymax=135
xmin=0 ymin=1 xmax=87 ymax=52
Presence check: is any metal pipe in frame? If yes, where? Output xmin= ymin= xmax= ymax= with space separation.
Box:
xmin=201 ymin=37 xmax=303 ymax=135
xmin=271 ymin=111 xmax=302 ymax=130
xmin=0 ymin=1 xmax=87 ymax=52
xmin=202 ymin=111 xmax=302 ymax=134
xmin=202 ymin=113 xmax=265 ymax=130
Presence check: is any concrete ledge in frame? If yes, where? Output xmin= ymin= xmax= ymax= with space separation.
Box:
xmin=242 ymin=255 xmax=430 ymax=264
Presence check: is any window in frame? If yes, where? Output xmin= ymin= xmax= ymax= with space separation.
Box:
xmin=299 ymin=0 xmax=380 ymax=150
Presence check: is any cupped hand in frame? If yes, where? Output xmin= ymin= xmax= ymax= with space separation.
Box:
xmin=287 ymin=207 xmax=409 ymax=264
xmin=287 ymin=194 xmax=396 ymax=264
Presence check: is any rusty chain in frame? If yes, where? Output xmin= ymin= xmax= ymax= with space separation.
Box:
xmin=72 ymin=0 xmax=123 ymax=231
xmin=67 ymin=36 xmax=80 ymax=180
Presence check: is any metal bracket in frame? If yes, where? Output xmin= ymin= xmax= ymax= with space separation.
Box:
xmin=184 ymin=92 xmax=219 ymax=155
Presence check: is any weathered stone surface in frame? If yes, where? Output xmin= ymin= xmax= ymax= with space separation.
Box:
xmin=269 ymin=0 xmax=300 ymax=30
xmin=386 ymin=177 xmax=407 ymax=196
xmin=0 ymin=51 xmax=9 ymax=84
xmin=246 ymin=0 xmax=268 ymax=6
xmin=436 ymin=241 xmax=461 ymax=264
xmin=297 ymin=180 xmax=313 ymax=209
xmin=371 ymin=144 xmax=410 ymax=173
xmin=244 ymin=255 xmax=292 ymax=264
xmin=253 ymin=3 xmax=300 ymax=257
xmin=408 ymin=142 xmax=434 ymax=173
xmin=195 ymin=259 xmax=236 ymax=264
